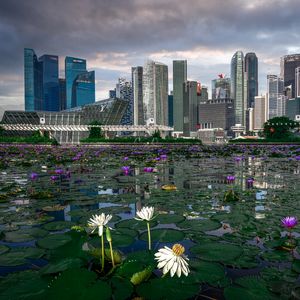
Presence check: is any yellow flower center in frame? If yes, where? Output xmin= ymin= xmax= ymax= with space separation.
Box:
xmin=172 ymin=244 xmax=185 ymax=256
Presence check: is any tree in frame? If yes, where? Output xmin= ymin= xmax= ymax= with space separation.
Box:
xmin=151 ymin=130 xmax=161 ymax=139
xmin=263 ymin=116 xmax=299 ymax=139
xmin=88 ymin=121 xmax=104 ymax=139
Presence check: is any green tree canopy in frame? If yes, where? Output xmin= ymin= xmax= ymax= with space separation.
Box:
xmin=263 ymin=116 xmax=299 ymax=139
xmin=88 ymin=121 xmax=104 ymax=139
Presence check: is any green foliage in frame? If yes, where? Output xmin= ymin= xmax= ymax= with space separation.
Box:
xmin=130 ymin=266 xmax=153 ymax=285
xmin=88 ymin=121 xmax=104 ymax=139
xmin=263 ymin=116 xmax=299 ymax=139
xmin=0 ymin=130 xmax=57 ymax=144
xmin=151 ymin=129 xmax=161 ymax=139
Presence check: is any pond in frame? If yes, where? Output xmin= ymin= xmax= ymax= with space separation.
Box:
xmin=0 ymin=144 xmax=300 ymax=299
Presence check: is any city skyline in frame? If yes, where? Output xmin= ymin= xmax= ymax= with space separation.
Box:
xmin=1 ymin=0 xmax=300 ymax=113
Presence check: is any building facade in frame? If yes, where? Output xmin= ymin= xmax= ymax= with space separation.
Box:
xmin=296 ymin=67 xmax=300 ymax=98
xmin=183 ymin=81 xmax=198 ymax=136
xmin=168 ymin=94 xmax=174 ymax=127
xmin=132 ymin=66 xmax=144 ymax=125
xmin=65 ymin=57 xmax=87 ymax=109
xmin=280 ymin=54 xmax=300 ymax=98
xmin=244 ymin=52 xmax=258 ymax=108
xmin=198 ymin=99 xmax=235 ymax=132
xmin=59 ymin=79 xmax=66 ymax=111
xmin=254 ymin=95 xmax=268 ymax=130
xmin=231 ymin=51 xmax=245 ymax=126
xmin=173 ymin=60 xmax=187 ymax=131
xmin=72 ymin=71 xmax=95 ymax=108
xmin=143 ymin=60 xmax=168 ymax=126
xmin=212 ymin=76 xmax=231 ymax=100
xmin=116 ymin=77 xmax=133 ymax=125
xmin=287 ymin=97 xmax=300 ymax=121
xmin=267 ymin=75 xmax=284 ymax=119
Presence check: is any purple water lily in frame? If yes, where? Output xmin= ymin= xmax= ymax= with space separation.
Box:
xmin=281 ymin=216 xmax=298 ymax=229
xmin=160 ymin=154 xmax=167 ymax=160
xmin=226 ymin=175 xmax=235 ymax=184
xmin=123 ymin=156 xmax=129 ymax=161
xmin=246 ymin=178 xmax=254 ymax=188
xmin=50 ymin=175 xmax=59 ymax=181
xmin=122 ymin=166 xmax=130 ymax=175
xmin=144 ymin=167 xmax=154 ymax=173
xmin=30 ymin=172 xmax=38 ymax=180
xmin=55 ymin=169 xmax=64 ymax=175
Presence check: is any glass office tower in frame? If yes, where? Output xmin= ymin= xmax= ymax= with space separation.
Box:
xmin=212 ymin=77 xmax=231 ymax=100
xmin=24 ymin=48 xmax=43 ymax=111
xmin=39 ymin=55 xmax=59 ymax=111
xmin=173 ymin=60 xmax=187 ymax=131
xmin=132 ymin=66 xmax=144 ymax=125
xmin=65 ymin=57 xmax=87 ymax=109
xmin=71 ymin=71 xmax=95 ymax=107
xmin=244 ymin=52 xmax=258 ymax=108
xmin=231 ymin=51 xmax=245 ymax=125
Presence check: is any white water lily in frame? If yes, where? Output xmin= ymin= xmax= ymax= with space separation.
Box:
xmin=88 ymin=213 xmax=112 ymax=236
xmin=155 ymin=244 xmax=190 ymax=277
xmin=135 ymin=206 xmax=155 ymax=221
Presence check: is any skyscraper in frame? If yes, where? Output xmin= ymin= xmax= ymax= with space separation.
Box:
xmin=267 ymin=75 xmax=284 ymax=119
xmin=280 ymin=54 xmax=300 ymax=98
xmin=65 ymin=57 xmax=87 ymax=109
xmin=296 ymin=67 xmax=300 ymax=98
xmin=39 ymin=55 xmax=59 ymax=111
xmin=173 ymin=60 xmax=187 ymax=131
xmin=244 ymin=53 xmax=258 ymax=108
xmin=254 ymin=95 xmax=268 ymax=130
xmin=143 ymin=60 xmax=168 ymax=126
xmin=132 ymin=66 xmax=144 ymax=125
xmin=24 ymin=49 xmax=59 ymax=112
xmin=72 ymin=71 xmax=95 ymax=107
xmin=231 ymin=51 xmax=245 ymax=125
xmin=24 ymin=48 xmax=44 ymax=111
xmin=116 ymin=77 xmax=133 ymax=125
xmin=59 ymin=79 xmax=66 ymax=111
xmin=211 ymin=75 xmax=231 ymax=100
xmin=183 ymin=81 xmax=198 ymax=136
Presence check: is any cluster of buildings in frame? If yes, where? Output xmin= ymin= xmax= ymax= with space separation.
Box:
xmin=3 ymin=49 xmax=300 ymax=144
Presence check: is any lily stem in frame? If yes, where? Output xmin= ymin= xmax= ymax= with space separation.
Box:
xmin=109 ymin=241 xmax=115 ymax=268
xmin=147 ymin=222 xmax=151 ymax=250
xmin=101 ymin=234 xmax=105 ymax=272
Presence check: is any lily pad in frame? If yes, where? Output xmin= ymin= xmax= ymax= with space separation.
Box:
xmin=37 ymin=234 xmax=72 ymax=249
xmin=139 ymin=228 xmax=185 ymax=243
xmin=4 ymin=228 xmax=48 ymax=242
xmin=40 ymin=258 xmax=83 ymax=274
xmin=157 ymin=214 xmax=185 ymax=224
xmin=43 ymin=221 xmax=75 ymax=231
xmin=190 ymin=242 xmax=243 ymax=263
xmin=178 ymin=219 xmax=220 ymax=232
xmin=115 ymin=219 xmax=158 ymax=231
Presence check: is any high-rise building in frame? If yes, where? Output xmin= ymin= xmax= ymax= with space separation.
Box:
xmin=24 ymin=48 xmax=43 ymax=111
xmin=254 ymin=95 xmax=268 ymax=130
xmin=244 ymin=53 xmax=258 ymax=108
xmin=296 ymin=67 xmax=300 ymax=98
xmin=183 ymin=81 xmax=198 ymax=136
xmin=59 ymin=79 xmax=66 ymax=111
xmin=280 ymin=54 xmax=300 ymax=98
xmin=143 ymin=60 xmax=168 ymax=126
xmin=211 ymin=75 xmax=231 ymax=100
xmin=231 ymin=51 xmax=245 ymax=126
xmin=287 ymin=97 xmax=300 ymax=121
xmin=116 ymin=77 xmax=133 ymax=125
xmin=24 ymin=50 xmax=59 ymax=112
xmin=65 ymin=57 xmax=87 ymax=109
xmin=109 ymin=89 xmax=116 ymax=98
xmin=173 ymin=60 xmax=187 ymax=131
xmin=267 ymin=75 xmax=284 ymax=119
xmin=132 ymin=66 xmax=144 ymax=125
xmin=168 ymin=94 xmax=174 ymax=127
xmin=198 ymin=85 xmax=208 ymax=103
xmin=39 ymin=55 xmax=59 ymax=111
xmin=71 ymin=71 xmax=95 ymax=107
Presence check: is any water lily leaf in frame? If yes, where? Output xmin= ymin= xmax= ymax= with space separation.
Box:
xmin=40 ymin=258 xmax=83 ymax=274
xmin=136 ymin=277 xmax=199 ymax=300
xmin=156 ymin=214 xmax=185 ymax=224
xmin=0 ymin=270 xmax=48 ymax=299
xmin=0 ymin=244 xmax=9 ymax=255
xmin=4 ymin=228 xmax=48 ymax=242
xmin=131 ymin=265 xmax=153 ymax=285
xmin=139 ymin=228 xmax=185 ymax=243
xmin=115 ymin=219 xmax=158 ymax=231
xmin=178 ymin=219 xmax=220 ymax=232
xmin=224 ymin=276 xmax=275 ymax=300
xmin=37 ymin=234 xmax=72 ymax=249
xmin=110 ymin=277 xmax=133 ymax=300
xmin=43 ymin=221 xmax=75 ymax=231
xmin=190 ymin=242 xmax=243 ymax=263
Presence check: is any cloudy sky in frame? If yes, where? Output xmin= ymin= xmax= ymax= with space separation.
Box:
xmin=0 ymin=0 xmax=300 ymax=112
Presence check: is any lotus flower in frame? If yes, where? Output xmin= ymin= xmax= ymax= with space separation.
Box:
xmin=144 ymin=167 xmax=154 ymax=173
xmin=122 ymin=166 xmax=130 ymax=175
xmin=281 ymin=216 xmax=298 ymax=229
xmin=226 ymin=175 xmax=235 ymax=184
xmin=155 ymin=244 xmax=190 ymax=277
xmin=135 ymin=206 xmax=155 ymax=221
xmin=246 ymin=178 xmax=254 ymax=188
xmin=55 ymin=169 xmax=64 ymax=175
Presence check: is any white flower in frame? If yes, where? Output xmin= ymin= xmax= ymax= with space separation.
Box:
xmin=87 ymin=213 xmax=112 ymax=236
xmin=155 ymin=244 xmax=190 ymax=278
xmin=135 ymin=206 xmax=155 ymax=221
